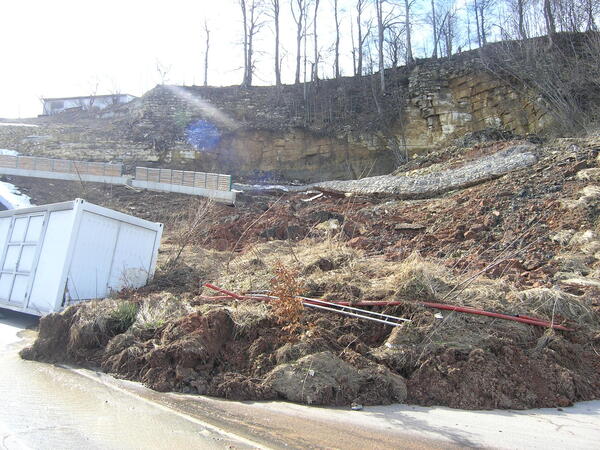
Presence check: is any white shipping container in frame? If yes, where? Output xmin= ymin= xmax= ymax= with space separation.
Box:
xmin=0 ymin=199 xmax=163 ymax=316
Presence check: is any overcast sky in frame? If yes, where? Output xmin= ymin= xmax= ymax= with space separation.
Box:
xmin=1 ymin=0 xmax=436 ymax=119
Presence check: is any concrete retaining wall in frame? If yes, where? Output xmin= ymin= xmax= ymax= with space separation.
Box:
xmin=131 ymin=180 xmax=236 ymax=204
xmin=134 ymin=167 xmax=231 ymax=191
xmin=0 ymin=155 xmax=127 ymax=184
xmin=0 ymin=155 xmax=236 ymax=204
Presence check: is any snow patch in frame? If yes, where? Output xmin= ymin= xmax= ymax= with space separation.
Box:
xmin=0 ymin=149 xmax=19 ymax=156
xmin=0 ymin=182 xmax=32 ymax=209
xmin=0 ymin=122 xmax=38 ymax=128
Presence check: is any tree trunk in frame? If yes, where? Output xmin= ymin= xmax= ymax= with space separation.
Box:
xmin=313 ymin=0 xmax=320 ymax=81
xmin=273 ymin=0 xmax=281 ymax=86
xmin=203 ymin=20 xmax=210 ymax=87
xmin=350 ymin=16 xmax=357 ymax=76
xmin=517 ymin=0 xmax=526 ymax=40
xmin=405 ymin=0 xmax=413 ymax=63
xmin=334 ymin=0 xmax=340 ymax=78
xmin=240 ymin=0 xmax=249 ymax=86
xmin=431 ymin=0 xmax=438 ymax=58
xmin=376 ymin=0 xmax=385 ymax=91
xmin=303 ymin=8 xmax=308 ymax=99
xmin=293 ymin=0 xmax=303 ymax=85
xmin=474 ymin=0 xmax=482 ymax=47
xmin=543 ymin=0 xmax=556 ymax=36
xmin=480 ymin=6 xmax=487 ymax=45
xmin=357 ymin=1 xmax=363 ymax=76
xmin=247 ymin=10 xmax=254 ymax=87
xmin=586 ymin=0 xmax=597 ymax=31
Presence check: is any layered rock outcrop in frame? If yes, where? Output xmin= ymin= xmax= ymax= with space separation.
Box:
xmin=0 ymin=38 xmax=578 ymax=181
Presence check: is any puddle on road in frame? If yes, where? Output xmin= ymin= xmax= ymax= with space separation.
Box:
xmin=0 ymin=310 xmax=251 ymax=450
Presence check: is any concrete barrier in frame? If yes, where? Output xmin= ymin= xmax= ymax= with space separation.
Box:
xmin=134 ymin=167 xmax=232 ymax=191
xmin=0 ymin=155 xmax=128 ymax=184
xmin=131 ymin=179 xmax=236 ymax=204
xmin=133 ymin=167 xmax=235 ymax=204
xmin=0 ymin=155 xmax=235 ymax=204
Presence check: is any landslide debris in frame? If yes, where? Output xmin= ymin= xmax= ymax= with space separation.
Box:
xmin=20 ymin=137 xmax=600 ymax=409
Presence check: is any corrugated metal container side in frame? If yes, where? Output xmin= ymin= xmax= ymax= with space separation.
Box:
xmin=0 ymin=199 xmax=163 ymax=316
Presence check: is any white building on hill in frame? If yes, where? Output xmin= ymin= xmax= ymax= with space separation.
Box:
xmin=42 ymin=94 xmax=136 ymax=115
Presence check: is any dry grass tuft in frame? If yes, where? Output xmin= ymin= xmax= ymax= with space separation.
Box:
xmin=227 ymin=302 xmax=272 ymax=332
xmin=391 ymin=252 xmax=454 ymax=300
xmin=135 ymin=292 xmax=194 ymax=329
xmin=510 ymin=288 xmax=599 ymax=327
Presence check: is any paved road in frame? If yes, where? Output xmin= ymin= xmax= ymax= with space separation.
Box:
xmin=1 ymin=308 xmax=599 ymax=449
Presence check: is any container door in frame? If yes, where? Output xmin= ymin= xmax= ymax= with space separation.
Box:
xmin=0 ymin=213 xmax=46 ymax=307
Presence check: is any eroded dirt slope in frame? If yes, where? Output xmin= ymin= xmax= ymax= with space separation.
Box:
xmin=18 ymin=137 xmax=600 ymax=409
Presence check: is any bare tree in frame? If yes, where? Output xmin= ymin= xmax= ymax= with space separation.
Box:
xmin=271 ymin=0 xmax=282 ymax=86
xmin=375 ymin=0 xmax=401 ymax=91
xmin=404 ymin=0 xmax=415 ymax=63
xmin=384 ymin=20 xmax=405 ymax=67
xmin=240 ymin=0 xmax=265 ymax=87
xmin=240 ymin=0 xmax=249 ymax=84
xmin=313 ymin=0 xmax=321 ymax=81
xmin=87 ymin=81 xmax=99 ymax=110
xmin=203 ymin=19 xmax=210 ymax=87
xmin=291 ymin=0 xmax=309 ymax=84
xmin=350 ymin=12 xmax=357 ymax=75
xmin=543 ymin=0 xmax=556 ymax=36
xmin=516 ymin=0 xmax=527 ymax=39
xmin=376 ymin=0 xmax=385 ymax=90
xmin=431 ymin=0 xmax=439 ymax=57
xmin=439 ymin=1 xmax=459 ymax=56
xmin=584 ymin=0 xmax=598 ymax=30
xmin=156 ymin=61 xmax=170 ymax=85
xmin=356 ymin=0 xmax=372 ymax=76
xmin=471 ymin=0 xmax=494 ymax=47
xmin=333 ymin=0 xmax=341 ymax=78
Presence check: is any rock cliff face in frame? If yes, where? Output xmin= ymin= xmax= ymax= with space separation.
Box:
xmin=0 ymin=46 xmax=555 ymax=181
xmin=123 ymin=51 xmax=551 ymax=181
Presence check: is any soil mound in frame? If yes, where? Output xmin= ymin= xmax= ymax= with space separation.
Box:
xmin=18 ymin=137 xmax=600 ymax=409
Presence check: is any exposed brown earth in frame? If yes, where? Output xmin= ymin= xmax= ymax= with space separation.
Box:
xmin=18 ymin=136 xmax=600 ymax=409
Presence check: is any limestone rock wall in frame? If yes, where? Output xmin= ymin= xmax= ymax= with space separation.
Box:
xmin=400 ymin=60 xmax=549 ymax=153
xmin=0 ymin=51 xmax=554 ymax=182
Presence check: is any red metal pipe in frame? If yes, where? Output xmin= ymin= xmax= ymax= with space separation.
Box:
xmin=202 ymin=283 xmax=245 ymax=300
xmin=202 ymin=284 xmax=572 ymax=331
xmin=198 ymin=295 xmax=239 ymax=301
xmin=309 ymin=299 xmax=571 ymax=331
xmin=420 ymin=302 xmax=572 ymax=331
